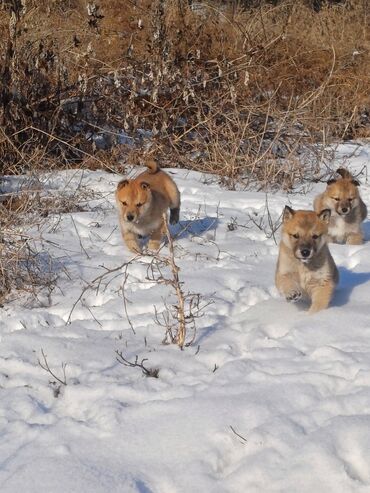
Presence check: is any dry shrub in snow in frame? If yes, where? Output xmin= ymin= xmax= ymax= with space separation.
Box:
xmin=0 ymin=0 xmax=369 ymax=187
xmin=0 ymin=232 xmax=49 ymax=301
xmin=147 ymin=218 xmax=211 ymax=349
xmin=0 ymin=174 xmax=89 ymax=303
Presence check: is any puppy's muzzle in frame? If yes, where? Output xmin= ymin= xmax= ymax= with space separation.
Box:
xmin=300 ymin=248 xmax=311 ymax=258
xmin=295 ymin=246 xmax=313 ymax=263
xmin=126 ymin=214 xmax=134 ymax=222
xmin=338 ymin=206 xmax=350 ymax=215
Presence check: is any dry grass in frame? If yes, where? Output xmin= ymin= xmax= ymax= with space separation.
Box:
xmin=0 ymin=0 xmax=369 ymax=186
xmin=0 ymin=0 xmax=368 ymax=304
xmin=0 ymin=227 xmax=55 ymax=303
xmin=0 ymin=173 xmax=91 ymax=303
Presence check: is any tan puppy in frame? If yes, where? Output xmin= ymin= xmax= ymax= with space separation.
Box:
xmin=115 ymin=160 xmax=180 ymax=253
xmin=275 ymin=206 xmax=339 ymax=314
xmin=314 ymin=168 xmax=367 ymax=245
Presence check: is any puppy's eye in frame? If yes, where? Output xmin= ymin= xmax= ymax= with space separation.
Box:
xmin=331 ymin=197 xmax=340 ymax=202
xmin=291 ymin=233 xmax=299 ymax=239
xmin=348 ymin=198 xmax=353 ymax=202
xmin=121 ymin=201 xmax=127 ymax=206
xmin=136 ymin=203 xmax=143 ymax=208
xmin=312 ymin=234 xmax=320 ymax=240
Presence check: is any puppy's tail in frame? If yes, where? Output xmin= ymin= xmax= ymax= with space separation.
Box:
xmin=336 ymin=167 xmax=360 ymax=186
xmin=336 ymin=168 xmax=352 ymax=179
xmin=145 ymin=159 xmax=160 ymax=174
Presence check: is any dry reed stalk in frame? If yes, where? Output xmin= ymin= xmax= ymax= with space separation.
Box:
xmin=162 ymin=217 xmax=187 ymax=348
xmin=0 ymin=1 xmax=368 ymax=185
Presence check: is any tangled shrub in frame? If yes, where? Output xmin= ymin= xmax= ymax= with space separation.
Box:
xmin=0 ymin=0 xmax=369 ymax=187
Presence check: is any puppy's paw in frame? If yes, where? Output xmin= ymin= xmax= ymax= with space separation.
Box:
xmin=169 ymin=208 xmax=180 ymax=225
xmin=147 ymin=240 xmax=161 ymax=252
xmin=346 ymin=233 xmax=364 ymax=245
xmin=126 ymin=242 xmax=142 ymax=254
xmin=286 ymin=290 xmax=302 ymax=303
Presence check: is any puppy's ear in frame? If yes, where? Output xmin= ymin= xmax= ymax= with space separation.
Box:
xmin=318 ymin=209 xmax=331 ymax=224
xmin=117 ymin=179 xmax=129 ymax=190
xmin=327 ymin=178 xmax=337 ymax=185
xmin=283 ymin=205 xmax=295 ymax=222
xmin=140 ymin=181 xmax=150 ymax=190
xmin=352 ymin=178 xmax=360 ymax=186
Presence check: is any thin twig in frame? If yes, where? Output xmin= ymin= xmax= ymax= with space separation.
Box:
xmin=115 ymin=350 xmax=159 ymax=378
xmin=229 ymin=425 xmax=248 ymax=444
xmin=121 ymin=270 xmax=136 ymax=335
xmin=66 ymin=257 xmax=139 ymax=324
xmin=162 ymin=215 xmax=187 ymax=349
xmin=38 ymin=349 xmax=67 ymax=386
xmin=71 ymin=215 xmax=90 ymax=259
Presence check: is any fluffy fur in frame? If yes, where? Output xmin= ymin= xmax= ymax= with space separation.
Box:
xmin=275 ymin=206 xmax=339 ymax=314
xmin=314 ymin=168 xmax=367 ymax=245
xmin=115 ymin=160 xmax=180 ymax=253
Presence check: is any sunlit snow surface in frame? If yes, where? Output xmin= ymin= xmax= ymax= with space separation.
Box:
xmin=1 ymin=143 xmax=370 ymax=493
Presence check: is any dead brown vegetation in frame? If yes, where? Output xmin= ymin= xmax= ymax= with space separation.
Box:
xmin=0 ymin=0 xmax=369 ymax=187
xmin=0 ymin=173 xmax=91 ymax=302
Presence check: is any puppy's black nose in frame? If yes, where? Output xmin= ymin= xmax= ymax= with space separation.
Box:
xmin=126 ymin=214 xmax=134 ymax=222
xmin=341 ymin=207 xmax=348 ymax=213
xmin=301 ymin=249 xmax=311 ymax=258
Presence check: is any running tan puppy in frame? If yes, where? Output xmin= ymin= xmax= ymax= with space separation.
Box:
xmin=115 ymin=160 xmax=180 ymax=253
xmin=314 ymin=168 xmax=367 ymax=245
xmin=276 ymin=206 xmax=339 ymax=314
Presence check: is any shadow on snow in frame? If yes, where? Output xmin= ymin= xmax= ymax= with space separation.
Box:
xmin=332 ymin=266 xmax=370 ymax=307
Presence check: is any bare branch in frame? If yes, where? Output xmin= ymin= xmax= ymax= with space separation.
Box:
xmin=247 ymin=195 xmax=281 ymax=244
xmin=121 ymin=270 xmax=136 ymax=335
xmin=142 ymin=215 xmax=213 ymax=350
xmin=66 ymin=257 xmax=140 ymax=324
xmin=229 ymin=425 xmax=248 ymax=444
xmin=38 ymin=348 xmax=67 ymax=386
xmin=162 ymin=216 xmax=187 ymax=348
xmin=115 ymin=350 xmax=159 ymax=378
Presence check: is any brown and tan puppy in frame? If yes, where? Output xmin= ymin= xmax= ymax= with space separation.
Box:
xmin=275 ymin=206 xmax=339 ymax=314
xmin=314 ymin=168 xmax=367 ymax=245
xmin=115 ymin=160 xmax=180 ymax=253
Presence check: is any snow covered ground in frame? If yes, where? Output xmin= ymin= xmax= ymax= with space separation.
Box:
xmin=1 ymin=143 xmax=370 ymax=492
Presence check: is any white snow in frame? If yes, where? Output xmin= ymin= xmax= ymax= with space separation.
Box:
xmin=1 ymin=142 xmax=370 ymax=492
